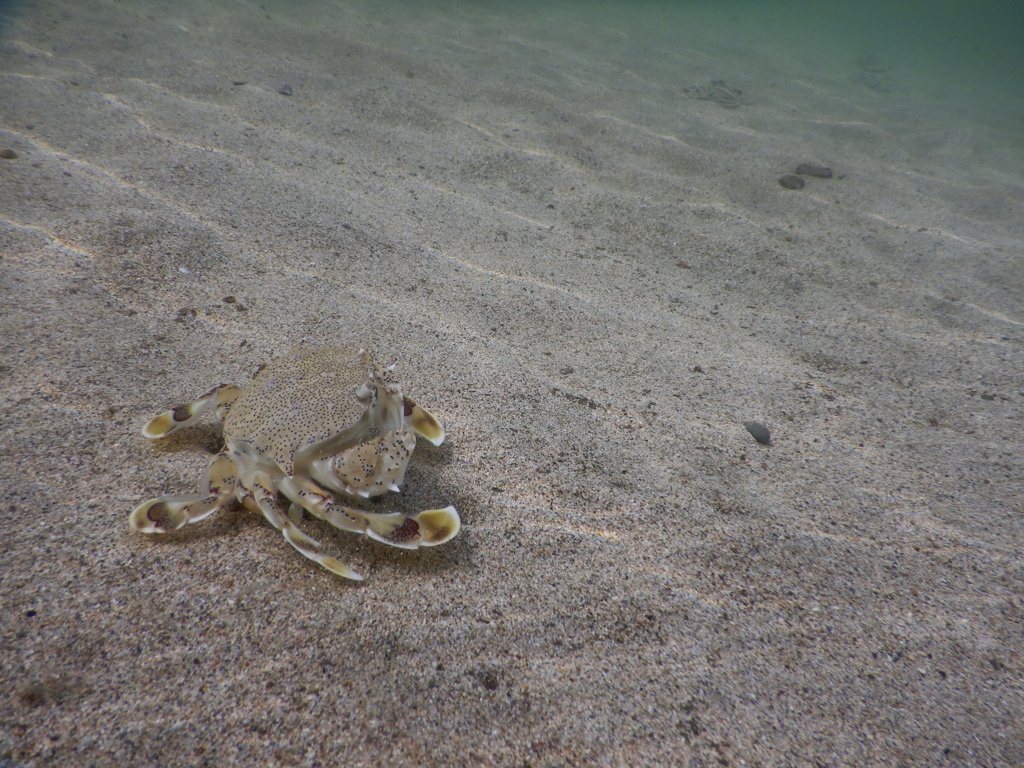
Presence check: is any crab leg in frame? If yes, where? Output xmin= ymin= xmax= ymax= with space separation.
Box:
xmin=360 ymin=506 xmax=461 ymax=549
xmin=278 ymin=476 xmax=461 ymax=550
xmin=243 ymin=470 xmax=364 ymax=581
xmin=278 ymin=476 xmax=369 ymax=535
xmin=141 ymin=384 xmax=242 ymax=439
xmin=130 ymin=449 xmax=238 ymax=533
xmin=405 ymin=399 xmax=446 ymax=446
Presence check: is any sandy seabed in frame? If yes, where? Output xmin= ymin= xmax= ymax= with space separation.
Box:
xmin=1 ymin=1 xmax=1022 ymax=766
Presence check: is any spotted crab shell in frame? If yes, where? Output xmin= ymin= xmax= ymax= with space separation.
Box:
xmin=222 ymin=346 xmax=404 ymax=476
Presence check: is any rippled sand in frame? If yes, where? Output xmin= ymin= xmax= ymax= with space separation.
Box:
xmin=2 ymin=1 xmax=1022 ymax=765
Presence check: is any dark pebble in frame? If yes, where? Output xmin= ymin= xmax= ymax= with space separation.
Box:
xmin=278 ymin=84 xmax=293 ymax=96
xmin=778 ymin=174 xmax=804 ymax=190
xmin=232 ymin=80 xmax=248 ymax=86
xmin=745 ymin=421 xmax=771 ymax=444
xmin=796 ymin=163 xmax=833 ymax=178
xmin=0 ymin=148 xmax=18 ymax=160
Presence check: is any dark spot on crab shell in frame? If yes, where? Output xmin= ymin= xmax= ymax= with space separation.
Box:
xmin=171 ymin=404 xmax=193 ymax=423
xmin=388 ymin=517 xmax=420 ymax=544
xmin=144 ymin=502 xmax=175 ymax=530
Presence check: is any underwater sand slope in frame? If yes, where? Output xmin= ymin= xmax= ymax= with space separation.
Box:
xmin=1 ymin=1 xmax=1022 ymax=765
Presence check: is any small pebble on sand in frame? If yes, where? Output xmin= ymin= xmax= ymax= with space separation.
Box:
xmin=0 ymin=149 xmax=18 ymax=160
xmin=278 ymin=84 xmax=293 ymax=96
xmin=796 ymin=163 xmax=833 ymax=178
xmin=745 ymin=421 xmax=772 ymax=444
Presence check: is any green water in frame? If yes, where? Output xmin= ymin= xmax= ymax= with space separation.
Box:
xmin=543 ymin=0 xmax=1023 ymax=115
xmin=700 ymin=0 xmax=1024 ymax=103
xmin=2 ymin=0 xmax=1020 ymax=109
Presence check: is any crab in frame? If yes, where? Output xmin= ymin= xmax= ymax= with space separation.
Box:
xmin=130 ymin=345 xmax=460 ymax=580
